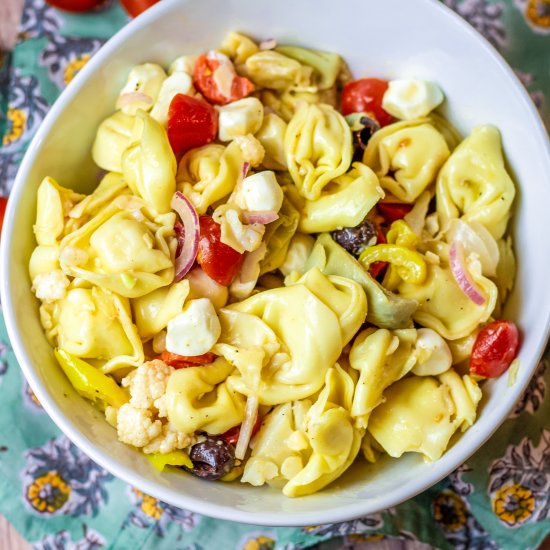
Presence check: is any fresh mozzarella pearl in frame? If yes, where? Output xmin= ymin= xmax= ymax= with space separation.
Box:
xmin=165 ymin=298 xmax=221 ymax=356
xmin=217 ymin=97 xmax=264 ymax=142
xmin=236 ymin=170 xmax=283 ymax=213
xmin=412 ymin=328 xmax=453 ymax=376
xmin=382 ymin=79 xmax=444 ymax=120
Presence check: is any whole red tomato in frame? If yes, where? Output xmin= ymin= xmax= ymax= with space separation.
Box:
xmin=167 ymin=94 xmax=218 ymax=156
xmin=119 ymin=0 xmax=160 ymax=17
xmin=45 ymin=0 xmax=107 ymax=12
xmin=470 ymin=320 xmax=519 ymax=378
xmin=196 ymin=216 xmax=244 ymax=286
xmin=341 ymin=78 xmax=394 ymax=127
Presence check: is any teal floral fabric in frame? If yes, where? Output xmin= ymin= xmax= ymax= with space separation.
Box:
xmin=0 ymin=1 xmax=549 ymax=549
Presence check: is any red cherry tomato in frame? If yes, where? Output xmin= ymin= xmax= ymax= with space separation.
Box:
xmin=167 ymin=94 xmax=218 ymax=157
xmin=0 ymin=197 xmax=6 ymax=236
xmin=470 ymin=320 xmax=520 ymax=378
xmin=45 ymin=0 xmax=105 ymax=11
xmin=221 ymin=414 xmax=262 ymax=446
xmin=193 ymin=54 xmax=255 ymax=106
xmin=160 ymin=351 xmax=216 ymax=369
xmin=119 ymin=0 xmax=160 ymax=17
xmin=369 ymin=222 xmax=388 ymax=280
xmin=377 ymin=203 xmax=413 ymax=224
xmin=196 ymin=216 xmax=244 ymax=286
xmin=341 ymin=78 xmax=394 ymax=127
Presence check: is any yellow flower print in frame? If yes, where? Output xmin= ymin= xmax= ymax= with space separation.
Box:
xmin=303 ymin=525 xmax=322 ymax=532
xmin=493 ymin=483 xmax=535 ymax=526
xmin=64 ymin=54 xmax=92 ymax=85
xmin=26 ymin=471 xmax=71 ymax=513
xmin=526 ymin=0 xmax=550 ymax=28
xmin=433 ymin=491 xmax=468 ymax=532
xmin=242 ymin=536 xmax=275 ymax=550
xmin=347 ymin=533 xmax=385 ymax=543
xmin=2 ymin=108 xmax=27 ymax=146
xmin=141 ymin=494 xmax=163 ymax=520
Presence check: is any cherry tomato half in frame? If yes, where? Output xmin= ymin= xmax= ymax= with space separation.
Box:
xmin=221 ymin=414 xmax=262 ymax=446
xmin=369 ymin=221 xmax=388 ymax=280
xmin=341 ymin=78 xmax=394 ymax=127
xmin=45 ymin=0 xmax=106 ymax=11
xmin=193 ymin=54 xmax=255 ymax=106
xmin=119 ymin=0 xmax=160 ymax=17
xmin=377 ymin=203 xmax=413 ymax=224
xmin=167 ymin=94 xmax=218 ymax=157
xmin=470 ymin=320 xmax=519 ymax=378
xmin=160 ymin=351 xmax=216 ymax=369
xmin=0 ymin=197 xmax=7 ymax=237
xmin=196 ymin=216 xmax=244 ymax=286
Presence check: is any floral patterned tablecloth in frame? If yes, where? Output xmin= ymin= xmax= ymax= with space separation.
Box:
xmin=0 ymin=1 xmax=549 ymax=549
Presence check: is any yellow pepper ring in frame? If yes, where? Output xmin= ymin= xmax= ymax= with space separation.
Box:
xmin=359 ymin=244 xmax=427 ymax=285
xmin=386 ymin=219 xmax=419 ymax=247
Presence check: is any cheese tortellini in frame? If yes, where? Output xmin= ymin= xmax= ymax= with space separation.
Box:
xmin=285 ymin=102 xmax=352 ymax=200
xmin=29 ymin=32 xmax=518 ymax=499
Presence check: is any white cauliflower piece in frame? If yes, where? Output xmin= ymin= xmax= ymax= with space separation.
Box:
xmin=116 ymin=404 xmax=162 ymax=448
xmin=234 ymin=134 xmax=265 ymax=167
xmin=122 ymin=359 xmax=174 ymax=411
xmin=143 ymin=423 xmax=196 ymax=454
xmin=32 ymin=270 xmax=70 ymax=303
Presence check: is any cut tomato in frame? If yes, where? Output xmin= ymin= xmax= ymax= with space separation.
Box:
xmin=0 ymin=197 xmax=6 ymax=236
xmin=167 ymin=94 xmax=218 ymax=156
xmin=45 ymin=0 xmax=106 ymax=11
xmin=470 ymin=320 xmax=519 ymax=378
xmin=193 ymin=53 xmax=255 ymax=106
xmin=160 ymin=351 xmax=216 ymax=369
xmin=341 ymin=78 xmax=394 ymax=127
xmin=119 ymin=0 xmax=160 ymax=17
xmin=377 ymin=202 xmax=413 ymax=224
xmin=196 ymin=216 xmax=244 ymax=286
xmin=221 ymin=414 xmax=262 ymax=446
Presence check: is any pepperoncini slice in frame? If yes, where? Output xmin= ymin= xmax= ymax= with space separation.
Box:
xmin=359 ymin=244 xmax=427 ymax=285
xmin=54 ymin=348 xmax=129 ymax=409
xmin=147 ymin=450 xmax=193 ymax=472
xmin=386 ymin=219 xmax=419 ymax=248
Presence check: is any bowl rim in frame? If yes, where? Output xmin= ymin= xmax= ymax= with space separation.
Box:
xmin=2 ymin=0 xmax=550 ymax=527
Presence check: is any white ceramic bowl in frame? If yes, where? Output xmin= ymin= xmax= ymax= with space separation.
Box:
xmin=2 ymin=0 xmax=550 ymax=527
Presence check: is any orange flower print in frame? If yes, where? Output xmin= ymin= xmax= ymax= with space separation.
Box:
xmin=492 ymin=484 xmax=535 ymax=526
xmin=26 ymin=471 xmax=71 ymax=514
xmin=433 ymin=490 xmax=468 ymax=531
xmin=514 ymin=0 xmax=550 ymax=33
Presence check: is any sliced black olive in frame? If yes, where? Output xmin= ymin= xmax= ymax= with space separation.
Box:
xmin=332 ymin=218 xmax=377 ymax=257
xmin=187 ymin=436 xmax=235 ymax=481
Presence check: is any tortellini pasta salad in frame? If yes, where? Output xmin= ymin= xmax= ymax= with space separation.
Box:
xmin=30 ymin=32 xmax=520 ymax=498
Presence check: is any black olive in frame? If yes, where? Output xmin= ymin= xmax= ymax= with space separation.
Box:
xmin=332 ymin=219 xmax=377 ymax=257
xmin=356 ymin=116 xmax=380 ymax=149
xmin=187 ymin=437 xmax=235 ymax=481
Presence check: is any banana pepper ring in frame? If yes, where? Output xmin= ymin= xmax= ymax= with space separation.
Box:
xmin=359 ymin=244 xmax=427 ymax=285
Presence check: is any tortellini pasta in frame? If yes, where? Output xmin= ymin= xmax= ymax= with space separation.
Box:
xmin=286 ymin=162 xmax=384 ymax=233
xmin=122 ymin=110 xmax=177 ymax=214
xmin=284 ymin=103 xmax=352 ymax=200
xmin=165 ymin=358 xmax=245 ymax=434
xmin=244 ymin=51 xmax=311 ymax=90
xmin=176 ymin=141 xmax=244 ymax=214
xmin=92 ymin=111 xmax=135 ymax=173
xmin=217 ymin=268 xmax=366 ymax=404
xmin=363 ymin=119 xmax=450 ymax=203
xmin=255 ymin=113 xmax=288 ymax=170
xmin=52 ymin=286 xmax=144 ymax=373
xmin=436 ymin=125 xmax=515 ymax=239
xmin=59 ymin=196 xmax=175 ymax=299
xmin=220 ymin=31 xmax=260 ymax=65
xmin=368 ymin=370 xmax=481 ymax=461
xmin=242 ymin=364 xmax=362 ymax=497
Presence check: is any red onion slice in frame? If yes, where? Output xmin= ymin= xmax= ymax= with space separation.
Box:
xmin=235 ymin=395 xmax=259 ymax=460
xmin=117 ymin=92 xmax=153 ymax=108
xmin=449 ymin=241 xmax=486 ymax=306
xmin=241 ymin=211 xmax=279 ymax=225
xmin=171 ymin=192 xmax=200 ymax=281
xmin=242 ymin=162 xmax=251 ymax=179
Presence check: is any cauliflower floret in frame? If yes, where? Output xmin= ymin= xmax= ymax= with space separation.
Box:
xmin=143 ymin=422 xmax=197 ymax=454
xmin=121 ymin=359 xmax=174 ymax=411
xmin=234 ymin=134 xmax=265 ymax=167
xmin=116 ymin=404 xmax=162 ymax=448
xmin=32 ymin=270 xmax=70 ymax=303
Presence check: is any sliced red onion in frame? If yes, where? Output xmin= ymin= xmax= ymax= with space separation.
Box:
xmin=171 ymin=191 xmax=200 ymax=281
xmin=117 ymin=91 xmax=153 ymax=108
xmin=259 ymin=38 xmax=277 ymax=50
xmin=174 ymin=221 xmax=185 ymax=258
xmin=241 ymin=211 xmax=279 ymax=225
xmin=242 ymin=162 xmax=251 ymax=179
xmin=449 ymin=241 xmax=486 ymax=306
xmin=235 ymin=395 xmax=259 ymax=460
